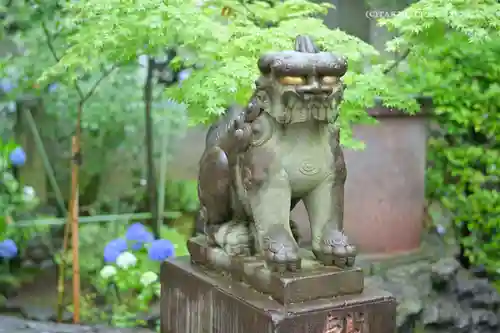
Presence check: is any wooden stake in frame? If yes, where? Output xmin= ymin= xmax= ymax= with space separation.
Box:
xmin=69 ymin=100 xmax=83 ymax=324
xmin=68 ymin=136 xmax=81 ymax=322
xmin=69 ymin=135 xmax=81 ymax=323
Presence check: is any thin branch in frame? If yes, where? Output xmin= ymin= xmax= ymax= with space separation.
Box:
xmin=81 ymin=65 xmax=117 ymax=104
xmin=41 ymin=21 xmax=61 ymax=62
xmin=41 ymin=20 xmax=84 ymax=100
xmin=236 ymin=0 xmax=277 ymax=28
xmin=238 ymin=1 xmax=260 ymax=24
xmin=383 ymin=48 xmax=411 ymax=75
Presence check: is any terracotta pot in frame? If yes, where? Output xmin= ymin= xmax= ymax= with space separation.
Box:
xmin=292 ymin=97 xmax=432 ymax=255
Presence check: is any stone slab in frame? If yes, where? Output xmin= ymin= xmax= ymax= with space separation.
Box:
xmin=187 ymin=236 xmax=364 ymax=305
xmin=160 ymin=257 xmax=396 ymax=333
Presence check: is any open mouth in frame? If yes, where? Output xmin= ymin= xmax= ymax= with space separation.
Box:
xmin=281 ymin=91 xmax=334 ymax=122
xmin=299 ymin=91 xmax=331 ymax=101
xmin=282 ymin=90 xmax=333 ymax=106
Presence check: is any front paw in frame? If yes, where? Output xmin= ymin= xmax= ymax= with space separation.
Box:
xmin=262 ymin=225 xmax=301 ymax=272
xmin=313 ymin=227 xmax=357 ymax=268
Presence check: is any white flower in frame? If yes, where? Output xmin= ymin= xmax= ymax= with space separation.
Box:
xmin=140 ymin=271 xmax=158 ymax=287
xmin=23 ymin=186 xmax=36 ymax=201
xmin=153 ymin=283 xmax=161 ymax=297
xmin=100 ymin=265 xmax=117 ymax=279
xmin=116 ymin=251 xmax=137 ymax=270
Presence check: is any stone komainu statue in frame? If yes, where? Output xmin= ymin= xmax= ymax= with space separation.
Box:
xmin=196 ymin=35 xmax=356 ymax=272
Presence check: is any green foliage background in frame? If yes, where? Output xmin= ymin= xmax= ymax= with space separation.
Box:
xmin=383 ymin=0 xmax=500 ymax=273
xmin=37 ymin=0 xmax=419 ymax=149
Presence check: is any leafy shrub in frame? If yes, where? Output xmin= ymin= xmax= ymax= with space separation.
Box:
xmin=0 ymin=139 xmax=41 ymax=292
xmin=163 ymin=179 xmax=199 ymax=214
xmin=383 ymin=0 xmax=500 ymax=273
xmin=424 ymin=38 xmax=500 ymax=273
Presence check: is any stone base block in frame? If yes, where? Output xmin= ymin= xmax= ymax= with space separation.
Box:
xmin=187 ymin=236 xmax=364 ymax=305
xmin=161 ymin=257 xmax=396 ymax=333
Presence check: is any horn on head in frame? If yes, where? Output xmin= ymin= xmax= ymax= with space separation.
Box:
xmin=295 ymin=35 xmax=320 ymax=53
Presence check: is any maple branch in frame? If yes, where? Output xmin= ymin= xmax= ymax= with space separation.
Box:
xmin=383 ymin=48 xmax=411 ymax=75
xmin=41 ymin=20 xmax=117 ymax=104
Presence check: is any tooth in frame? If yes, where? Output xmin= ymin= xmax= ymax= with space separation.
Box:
xmin=320 ymin=106 xmax=326 ymax=120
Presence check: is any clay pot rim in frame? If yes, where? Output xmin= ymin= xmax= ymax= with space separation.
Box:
xmin=368 ymin=95 xmax=432 ymax=118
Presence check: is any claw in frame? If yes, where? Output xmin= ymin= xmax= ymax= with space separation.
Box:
xmin=314 ymin=227 xmax=357 ymax=269
xmin=263 ymin=225 xmax=301 ymax=272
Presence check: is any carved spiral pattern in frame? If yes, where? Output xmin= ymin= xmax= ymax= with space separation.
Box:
xmin=299 ymin=160 xmax=320 ymax=176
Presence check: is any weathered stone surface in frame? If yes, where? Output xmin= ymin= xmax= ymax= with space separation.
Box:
xmin=366 ymin=255 xmax=500 ymax=333
xmin=0 ymin=315 xmax=154 ymax=333
xmin=430 ymin=258 xmax=460 ymax=291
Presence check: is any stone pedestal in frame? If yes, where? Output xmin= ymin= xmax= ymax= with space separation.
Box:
xmin=187 ymin=236 xmax=365 ymax=304
xmin=161 ymin=257 xmax=397 ymax=333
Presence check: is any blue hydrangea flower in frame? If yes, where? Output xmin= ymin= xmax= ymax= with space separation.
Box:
xmin=177 ymin=69 xmax=191 ymax=82
xmin=103 ymin=238 xmax=128 ymax=263
xmin=48 ymin=83 xmax=58 ymax=92
xmin=436 ymin=224 xmax=446 ymax=235
xmin=0 ymin=239 xmax=18 ymax=259
xmin=125 ymin=223 xmax=154 ymax=250
xmin=148 ymin=239 xmax=175 ymax=262
xmin=9 ymin=147 xmax=26 ymax=167
xmin=0 ymin=78 xmax=15 ymax=93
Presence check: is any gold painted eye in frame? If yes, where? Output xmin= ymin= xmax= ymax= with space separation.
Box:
xmin=321 ymin=76 xmax=338 ymax=85
xmin=278 ymin=76 xmax=306 ymax=85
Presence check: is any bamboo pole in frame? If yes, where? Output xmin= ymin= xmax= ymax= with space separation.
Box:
xmin=24 ymin=106 xmax=67 ymax=215
xmin=14 ymin=211 xmax=182 ymax=227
